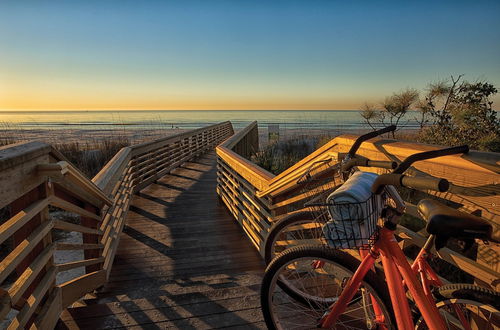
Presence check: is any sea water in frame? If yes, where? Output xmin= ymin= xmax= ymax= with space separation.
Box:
xmin=0 ymin=110 xmax=423 ymax=131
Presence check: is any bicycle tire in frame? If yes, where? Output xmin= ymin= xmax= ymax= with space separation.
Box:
xmin=436 ymin=283 xmax=500 ymax=310
xmin=261 ymin=245 xmax=395 ymax=329
xmin=264 ymin=211 xmax=331 ymax=305
xmin=264 ymin=210 xmax=324 ymax=264
xmin=415 ymin=283 xmax=500 ymax=330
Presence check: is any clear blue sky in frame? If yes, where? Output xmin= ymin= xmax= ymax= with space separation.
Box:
xmin=1 ymin=0 xmax=499 ymax=110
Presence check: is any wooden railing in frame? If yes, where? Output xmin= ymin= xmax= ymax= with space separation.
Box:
xmin=216 ymin=121 xmax=500 ymax=290
xmin=0 ymin=121 xmax=233 ymax=329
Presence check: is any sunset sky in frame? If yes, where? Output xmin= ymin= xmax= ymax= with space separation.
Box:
xmin=1 ymin=0 xmax=499 ymax=110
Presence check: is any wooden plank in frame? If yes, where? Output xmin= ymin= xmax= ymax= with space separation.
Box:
xmin=93 ymin=147 xmax=132 ymax=195
xmin=217 ymin=163 xmax=272 ymax=218
xmin=130 ymin=121 xmax=232 ymax=156
xmin=53 ymin=179 xmax=103 ymax=210
xmin=0 ymin=288 xmax=10 ymax=322
xmin=59 ymin=270 xmax=106 ymax=308
xmin=220 ymin=121 xmax=256 ymax=150
xmin=65 ymin=164 xmax=112 ymax=206
xmin=81 ymin=203 xmax=102 ymax=273
xmin=8 ymin=243 xmax=55 ymax=306
xmin=37 ymin=162 xmax=69 ymax=177
xmin=50 ymin=195 xmax=101 ymax=221
xmin=38 ymin=162 xmax=112 ymax=206
xmin=216 ymin=146 xmax=273 ymax=192
xmin=0 ymin=141 xmax=51 ymax=171
xmin=56 ymin=243 xmax=104 ymax=250
xmin=217 ymin=176 xmax=270 ymax=233
xmin=57 ymin=257 xmax=105 ymax=272
xmin=217 ymin=159 xmax=273 ymax=213
xmin=218 ymin=186 xmax=263 ymax=252
xmin=7 ymin=266 xmax=56 ymax=329
xmin=103 ymin=208 xmax=129 ymax=280
xmin=0 ymin=152 xmax=49 ymax=210
xmin=29 ymin=287 xmax=62 ymax=330
xmin=0 ymin=197 xmax=49 ymax=245
xmin=0 ymin=220 xmax=53 ymax=284
xmin=53 ymin=220 xmax=103 ymax=235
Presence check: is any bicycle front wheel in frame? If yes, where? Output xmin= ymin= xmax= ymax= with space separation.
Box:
xmin=261 ymin=245 xmax=394 ymax=329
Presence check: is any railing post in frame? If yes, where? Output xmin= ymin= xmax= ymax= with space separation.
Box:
xmin=81 ymin=203 xmax=102 ymax=273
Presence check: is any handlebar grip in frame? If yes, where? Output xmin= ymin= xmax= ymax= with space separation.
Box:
xmin=366 ymin=160 xmax=398 ymax=169
xmin=371 ymin=173 xmax=449 ymax=194
xmin=401 ymin=175 xmax=449 ymax=192
xmin=347 ymin=125 xmax=397 ymax=157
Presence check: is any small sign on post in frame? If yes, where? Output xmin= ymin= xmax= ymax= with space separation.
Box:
xmin=268 ymin=124 xmax=279 ymax=143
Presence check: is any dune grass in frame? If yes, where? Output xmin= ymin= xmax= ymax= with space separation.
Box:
xmin=0 ymin=132 xmax=130 ymax=178
xmin=252 ymin=134 xmax=336 ymax=175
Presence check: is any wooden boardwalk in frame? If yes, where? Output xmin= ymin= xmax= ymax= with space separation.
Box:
xmin=58 ymin=152 xmax=266 ymax=329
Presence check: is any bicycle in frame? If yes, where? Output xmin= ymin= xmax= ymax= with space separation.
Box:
xmin=264 ymin=125 xmax=398 ymax=265
xmin=261 ymin=145 xmax=500 ymax=329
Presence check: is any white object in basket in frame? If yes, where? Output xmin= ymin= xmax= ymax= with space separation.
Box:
xmin=323 ymin=171 xmax=380 ymax=248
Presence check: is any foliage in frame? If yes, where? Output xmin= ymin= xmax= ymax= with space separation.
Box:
xmin=361 ymin=89 xmax=419 ymax=137
xmin=56 ymin=138 xmax=130 ymax=177
xmin=0 ymin=133 xmax=130 ymax=177
xmin=252 ymin=136 xmax=333 ymax=175
xmin=417 ymin=76 xmax=500 ymax=151
xmin=361 ymin=75 xmax=500 ymax=151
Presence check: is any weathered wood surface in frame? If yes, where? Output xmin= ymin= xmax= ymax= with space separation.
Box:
xmin=58 ymin=152 xmax=265 ymax=329
xmin=1 ymin=122 xmax=234 ymax=328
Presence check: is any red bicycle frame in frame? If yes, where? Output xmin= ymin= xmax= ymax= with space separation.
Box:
xmin=319 ymin=227 xmax=448 ymax=329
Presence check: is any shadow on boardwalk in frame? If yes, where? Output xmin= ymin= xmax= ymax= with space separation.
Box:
xmin=58 ymin=152 xmax=266 ymax=329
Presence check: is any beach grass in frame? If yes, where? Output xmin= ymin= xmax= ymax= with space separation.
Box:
xmin=0 ymin=121 xmax=187 ymax=177
xmin=253 ymin=134 xmax=336 ymax=175
xmin=0 ymin=132 xmax=130 ymax=178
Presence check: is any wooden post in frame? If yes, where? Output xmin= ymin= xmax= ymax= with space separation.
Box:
xmin=81 ymin=203 xmax=101 ymax=273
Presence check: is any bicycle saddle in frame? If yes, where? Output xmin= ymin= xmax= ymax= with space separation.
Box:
xmin=417 ymin=199 xmax=493 ymax=248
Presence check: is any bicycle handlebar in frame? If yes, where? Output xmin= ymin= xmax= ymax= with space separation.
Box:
xmin=393 ymin=145 xmax=469 ymax=174
xmin=371 ymin=174 xmax=449 ymax=194
xmin=341 ymin=158 xmax=397 ymax=173
xmin=347 ymin=125 xmax=396 ymax=158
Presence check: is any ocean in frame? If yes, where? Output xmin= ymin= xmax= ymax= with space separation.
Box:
xmin=0 ymin=110 xmax=421 ymax=131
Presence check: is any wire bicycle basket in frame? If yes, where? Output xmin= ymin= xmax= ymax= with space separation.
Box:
xmin=298 ymin=160 xmax=392 ymax=249
xmin=322 ymin=192 xmax=387 ymax=249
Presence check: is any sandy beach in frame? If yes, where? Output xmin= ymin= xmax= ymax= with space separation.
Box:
xmin=0 ymin=127 xmax=189 ymax=146
xmin=0 ymin=125 xmax=393 ymax=149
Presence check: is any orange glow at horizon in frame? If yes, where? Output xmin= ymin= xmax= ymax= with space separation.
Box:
xmin=0 ymin=84 xmax=372 ymax=111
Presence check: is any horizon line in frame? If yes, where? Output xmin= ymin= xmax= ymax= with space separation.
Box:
xmin=0 ymin=109 xmax=363 ymax=112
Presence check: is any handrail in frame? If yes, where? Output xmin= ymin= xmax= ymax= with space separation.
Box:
xmin=38 ymin=161 xmax=112 ymax=206
xmin=92 ymin=147 xmax=132 ymax=195
xmin=0 ymin=121 xmax=233 ymax=328
xmin=216 ymin=122 xmax=500 ymax=291
xmin=217 ymin=121 xmax=274 ymax=192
